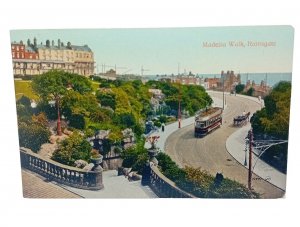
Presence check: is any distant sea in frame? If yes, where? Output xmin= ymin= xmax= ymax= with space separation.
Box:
xmin=145 ymin=72 xmax=292 ymax=87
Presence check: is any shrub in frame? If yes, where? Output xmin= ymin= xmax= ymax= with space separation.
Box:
xmin=121 ymin=139 xmax=148 ymax=174
xmin=18 ymin=121 xmax=50 ymax=152
xmin=52 ymin=131 xmax=92 ymax=166
xmin=156 ymin=153 xmax=259 ymax=198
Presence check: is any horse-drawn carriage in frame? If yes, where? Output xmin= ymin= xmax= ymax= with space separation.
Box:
xmin=233 ymin=111 xmax=250 ymax=127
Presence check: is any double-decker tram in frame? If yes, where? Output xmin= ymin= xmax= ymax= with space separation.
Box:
xmin=194 ymin=107 xmax=223 ymax=137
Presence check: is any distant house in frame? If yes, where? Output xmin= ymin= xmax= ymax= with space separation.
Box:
xmin=244 ymin=80 xmax=271 ymax=98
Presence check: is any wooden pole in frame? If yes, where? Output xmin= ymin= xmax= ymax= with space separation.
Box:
xmin=248 ymin=129 xmax=253 ymax=190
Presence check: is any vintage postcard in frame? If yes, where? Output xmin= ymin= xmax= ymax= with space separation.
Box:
xmin=11 ymin=26 xmax=293 ymax=198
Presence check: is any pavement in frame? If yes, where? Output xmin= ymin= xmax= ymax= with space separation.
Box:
xmin=226 ymin=124 xmax=286 ymax=190
xmin=22 ymin=169 xmax=157 ymax=198
xmin=22 ymin=169 xmax=81 ymax=198
xmin=59 ymin=170 xmax=158 ymax=198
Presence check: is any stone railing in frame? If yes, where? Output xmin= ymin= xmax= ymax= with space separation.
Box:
xmin=149 ymin=164 xmax=196 ymax=198
xmin=20 ymin=148 xmax=103 ymax=190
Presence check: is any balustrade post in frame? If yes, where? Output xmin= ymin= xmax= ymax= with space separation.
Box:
xmin=91 ymin=155 xmax=104 ymax=190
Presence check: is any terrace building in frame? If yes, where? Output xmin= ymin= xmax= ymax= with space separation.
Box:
xmin=11 ymin=38 xmax=94 ymax=77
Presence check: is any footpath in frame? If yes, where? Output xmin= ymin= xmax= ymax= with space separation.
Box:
xmin=59 ymin=170 xmax=157 ymax=198
xmin=226 ymin=125 xmax=286 ymax=190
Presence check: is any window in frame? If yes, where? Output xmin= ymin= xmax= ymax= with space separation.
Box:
xmin=21 ymin=53 xmax=24 ymax=58
xmin=16 ymin=46 xmax=19 ymax=51
xmin=12 ymin=46 xmax=15 ymax=50
xmin=21 ymin=46 xmax=24 ymax=50
xmin=16 ymin=53 xmax=19 ymax=58
xmin=12 ymin=52 xmax=15 ymax=58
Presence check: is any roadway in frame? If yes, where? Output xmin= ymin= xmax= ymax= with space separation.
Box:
xmin=164 ymin=92 xmax=285 ymax=198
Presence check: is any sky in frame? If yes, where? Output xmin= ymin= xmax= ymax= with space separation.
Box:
xmin=10 ymin=26 xmax=294 ymax=75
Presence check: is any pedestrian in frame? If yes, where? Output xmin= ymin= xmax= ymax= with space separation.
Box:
xmin=161 ymin=123 xmax=165 ymax=132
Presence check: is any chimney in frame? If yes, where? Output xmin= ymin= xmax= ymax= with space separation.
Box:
xmin=58 ymin=39 xmax=61 ymax=48
xmin=61 ymin=42 xmax=64 ymax=47
xmin=46 ymin=40 xmax=50 ymax=47
xmin=27 ymin=39 xmax=31 ymax=46
xmin=52 ymin=40 xmax=55 ymax=46
xmin=67 ymin=41 xmax=71 ymax=49
xmin=20 ymin=40 xmax=23 ymax=45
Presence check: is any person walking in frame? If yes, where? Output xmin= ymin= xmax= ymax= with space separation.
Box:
xmin=161 ymin=123 xmax=165 ymax=132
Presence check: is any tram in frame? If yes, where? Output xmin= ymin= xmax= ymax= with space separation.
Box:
xmin=194 ymin=107 xmax=223 ymax=137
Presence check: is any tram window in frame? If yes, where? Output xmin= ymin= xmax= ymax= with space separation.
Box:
xmin=200 ymin=123 xmax=205 ymax=128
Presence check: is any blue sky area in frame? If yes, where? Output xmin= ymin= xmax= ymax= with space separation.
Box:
xmin=10 ymin=26 xmax=294 ymax=75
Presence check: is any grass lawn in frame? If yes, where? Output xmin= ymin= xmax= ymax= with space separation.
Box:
xmin=14 ymin=80 xmax=38 ymax=100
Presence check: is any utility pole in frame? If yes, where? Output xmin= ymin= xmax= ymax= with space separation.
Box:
xmin=222 ymin=71 xmax=225 ymax=110
xmin=178 ymin=83 xmax=182 ymax=128
xmin=248 ymin=129 xmax=253 ymax=190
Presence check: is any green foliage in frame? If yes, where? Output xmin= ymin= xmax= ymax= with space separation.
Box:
xmin=90 ymin=109 xmax=111 ymax=123
xmin=52 ymin=131 xmax=92 ymax=166
xmin=16 ymin=95 xmax=33 ymax=121
xmin=235 ymin=84 xmax=245 ymax=94
xmin=18 ymin=121 xmax=50 ymax=152
xmin=156 ymin=153 xmax=259 ymax=198
xmin=61 ymin=90 xmax=99 ymax=118
xmin=147 ymin=81 xmax=212 ymax=116
xmin=251 ymin=81 xmax=291 ymax=173
xmin=96 ymin=92 xmax=116 ymax=110
xmin=184 ymin=167 xmax=259 ymax=198
xmin=114 ymin=112 xmax=136 ymax=128
xmin=246 ymin=87 xmax=255 ymax=96
xmin=17 ymin=95 xmax=31 ymax=106
xmin=69 ymin=114 xmax=85 ymax=130
xmin=35 ymin=101 xmax=57 ymax=120
xmin=32 ymin=70 xmax=92 ymax=101
xmin=159 ymin=115 xmax=167 ymax=123
xmin=121 ymin=139 xmax=148 ymax=174
xmin=153 ymin=121 xmax=161 ymax=128
xmin=99 ymin=81 xmax=111 ymax=88
xmin=251 ymin=81 xmax=291 ymax=139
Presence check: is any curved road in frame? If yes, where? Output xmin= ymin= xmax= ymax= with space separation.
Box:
xmin=165 ymin=92 xmax=284 ymax=198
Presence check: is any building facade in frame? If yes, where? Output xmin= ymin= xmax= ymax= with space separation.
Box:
xmin=11 ymin=38 xmax=94 ymax=77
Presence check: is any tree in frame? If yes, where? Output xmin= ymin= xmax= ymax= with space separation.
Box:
xmin=246 ymin=87 xmax=255 ymax=96
xmin=96 ymin=92 xmax=116 ymax=110
xmin=69 ymin=114 xmax=85 ymax=130
xmin=52 ymin=131 xmax=92 ymax=166
xmin=235 ymin=84 xmax=245 ymax=94
xmin=32 ymin=70 xmax=93 ymax=135
xmin=61 ymin=90 xmax=99 ymax=119
xmin=250 ymin=81 xmax=291 ymax=173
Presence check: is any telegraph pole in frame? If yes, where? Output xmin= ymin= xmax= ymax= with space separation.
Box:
xmin=222 ymin=71 xmax=225 ymax=110
xmin=178 ymin=83 xmax=181 ymax=128
xmin=248 ymin=129 xmax=253 ymax=190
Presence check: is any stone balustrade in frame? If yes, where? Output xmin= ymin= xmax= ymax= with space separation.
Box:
xmin=20 ymin=148 xmax=103 ymax=190
xmin=149 ymin=164 xmax=195 ymax=198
